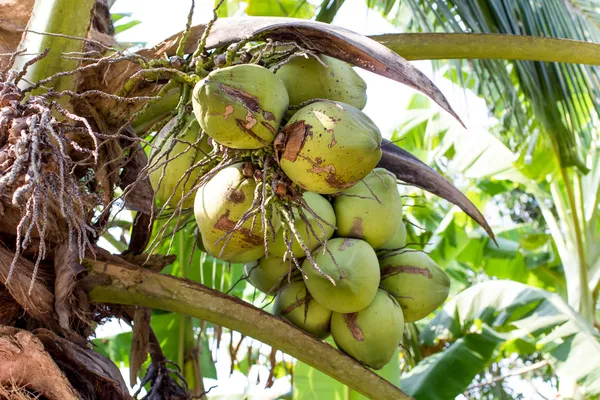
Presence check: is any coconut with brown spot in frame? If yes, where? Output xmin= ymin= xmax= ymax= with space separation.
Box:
xmin=333 ymin=168 xmax=402 ymax=249
xmin=302 ymin=238 xmax=380 ymax=313
xmin=273 ymin=280 xmax=333 ymax=339
xmin=278 ymin=101 xmax=382 ymax=194
xmin=330 ymin=289 xmax=404 ymax=369
xmin=149 ymin=115 xmax=212 ymax=209
xmin=273 ymin=55 xmax=367 ymax=109
xmin=269 ymin=191 xmax=336 ymax=258
xmin=192 ymin=64 xmax=289 ymax=149
xmin=379 ymin=251 xmax=450 ymax=322
xmin=194 ymin=162 xmax=279 ymax=263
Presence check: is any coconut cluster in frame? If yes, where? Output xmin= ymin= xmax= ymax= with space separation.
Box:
xmin=149 ymin=55 xmax=451 ymax=370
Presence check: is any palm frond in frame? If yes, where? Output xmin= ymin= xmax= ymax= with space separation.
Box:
xmin=567 ymin=0 xmax=600 ymax=33
xmin=373 ymin=0 xmax=600 ymax=172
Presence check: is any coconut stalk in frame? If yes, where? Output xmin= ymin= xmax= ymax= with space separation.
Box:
xmin=82 ymin=256 xmax=413 ymax=400
xmin=371 ymin=33 xmax=600 ymax=65
xmin=11 ymin=0 xmax=96 ymax=94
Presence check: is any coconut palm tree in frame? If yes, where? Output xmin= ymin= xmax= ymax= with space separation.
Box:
xmin=1 ymin=0 xmax=600 ymax=399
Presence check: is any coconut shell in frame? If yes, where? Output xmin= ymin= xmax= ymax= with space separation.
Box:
xmin=274 ymin=280 xmax=332 ymax=339
xmin=274 ymin=55 xmax=367 ymax=109
xmin=334 ymin=168 xmax=402 ymax=249
xmin=194 ymin=162 xmax=278 ymax=263
xmin=193 ymin=64 xmax=289 ymax=149
xmin=331 ymin=289 xmax=404 ymax=370
xmin=149 ymin=115 xmax=211 ymax=209
xmin=302 ymin=238 xmax=380 ymax=313
xmin=269 ymin=192 xmax=336 ymax=258
xmin=244 ymin=256 xmax=297 ymax=295
xmin=279 ymin=101 xmax=382 ymax=194
xmin=379 ymin=251 xmax=450 ymax=322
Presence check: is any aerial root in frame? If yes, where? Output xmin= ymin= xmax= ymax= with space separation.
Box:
xmin=0 ymin=85 xmax=97 ymax=290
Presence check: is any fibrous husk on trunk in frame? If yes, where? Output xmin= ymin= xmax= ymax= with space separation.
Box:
xmin=0 ymin=326 xmax=79 ymax=400
xmin=0 ymin=246 xmax=58 ymax=330
xmin=34 ymin=328 xmax=131 ymax=400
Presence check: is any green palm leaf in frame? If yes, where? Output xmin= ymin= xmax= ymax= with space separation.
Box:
xmin=371 ymin=0 xmax=600 ymax=173
xmin=401 ymin=280 xmax=600 ymax=398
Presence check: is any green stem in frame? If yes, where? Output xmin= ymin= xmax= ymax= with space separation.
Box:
xmin=371 ymin=33 xmax=600 ymax=65
xmin=12 ymin=0 xmax=96 ymax=94
xmin=83 ymin=258 xmax=412 ymax=400
xmin=560 ymin=166 xmax=593 ymax=322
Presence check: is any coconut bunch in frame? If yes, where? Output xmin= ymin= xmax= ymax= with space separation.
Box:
xmin=146 ymin=52 xmax=451 ymax=370
xmin=247 ymin=169 xmax=450 ymax=370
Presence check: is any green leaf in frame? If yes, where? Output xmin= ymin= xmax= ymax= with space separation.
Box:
xmin=246 ymin=0 xmax=315 ymax=18
xmin=400 ymin=330 xmax=502 ymax=400
xmin=111 ymin=13 xmax=131 ymax=23
xmin=114 ymin=20 xmax=142 ymax=34
xmin=93 ymin=330 xmax=133 ymax=367
xmin=417 ymin=280 xmax=600 ymax=395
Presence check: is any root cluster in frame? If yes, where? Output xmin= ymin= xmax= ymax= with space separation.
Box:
xmin=0 ymin=68 xmax=98 ymax=290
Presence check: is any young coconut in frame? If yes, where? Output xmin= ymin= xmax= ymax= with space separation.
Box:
xmin=274 ymin=55 xmax=367 ymax=110
xmin=192 ymin=64 xmax=289 ymax=149
xmin=278 ymin=101 xmax=382 ymax=194
xmin=149 ymin=115 xmax=212 ymax=209
xmin=331 ymin=289 xmax=404 ymax=370
xmin=302 ymin=238 xmax=380 ymax=313
xmin=380 ymin=220 xmax=407 ymax=251
xmin=269 ymin=192 xmax=336 ymax=258
xmin=244 ymin=256 xmax=299 ymax=295
xmin=333 ymin=168 xmax=403 ymax=249
xmin=194 ymin=162 xmax=278 ymax=263
xmin=273 ymin=280 xmax=332 ymax=339
xmin=379 ymin=251 xmax=450 ymax=322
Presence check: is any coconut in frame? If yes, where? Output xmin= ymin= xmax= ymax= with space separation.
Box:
xmin=244 ymin=256 xmax=297 ymax=295
xmin=331 ymin=289 xmax=404 ymax=369
xmin=274 ymin=280 xmax=332 ymax=339
xmin=302 ymin=238 xmax=379 ymax=313
xmin=274 ymin=55 xmax=367 ymax=109
xmin=192 ymin=64 xmax=289 ymax=149
xmin=333 ymin=168 xmax=402 ymax=249
xmin=380 ymin=220 xmax=407 ymax=251
xmin=379 ymin=251 xmax=450 ymax=322
xmin=278 ymin=101 xmax=382 ymax=194
xmin=149 ymin=115 xmax=212 ymax=209
xmin=194 ymin=162 xmax=278 ymax=263
xmin=269 ymin=192 xmax=336 ymax=258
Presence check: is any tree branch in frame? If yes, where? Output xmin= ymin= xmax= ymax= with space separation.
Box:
xmin=81 ymin=256 xmax=412 ymax=400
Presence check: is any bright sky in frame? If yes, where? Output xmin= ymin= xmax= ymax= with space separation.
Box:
xmin=101 ymin=1 xmax=554 ymax=398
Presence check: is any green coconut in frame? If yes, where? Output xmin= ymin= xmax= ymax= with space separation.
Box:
xmin=274 ymin=55 xmax=367 ymax=110
xmin=279 ymin=101 xmax=382 ymax=194
xmin=302 ymin=238 xmax=380 ymax=313
xmin=331 ymin=289 xmax=404 ymax=370
xmin=269 ymin=192 xmax=336 ymax=258
xmin=380 ymin=220 xmax=407 ymax=251
xmin=333 ymin=168 xmax=402 ymax=249
xmin=274 ymin=280 xmax=332 ymax=339
xmin=192 ymin=64 xmax=289 ymax=149
xmin=244 ymin=256 xmax=297 ymax=295
xmin=194 ymin=162 xmax=278 ymax=263
xmin=379 ymin=251 xmax=450 ymax=322
xmin=149 ymin=115 xmax=212 ymax=209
